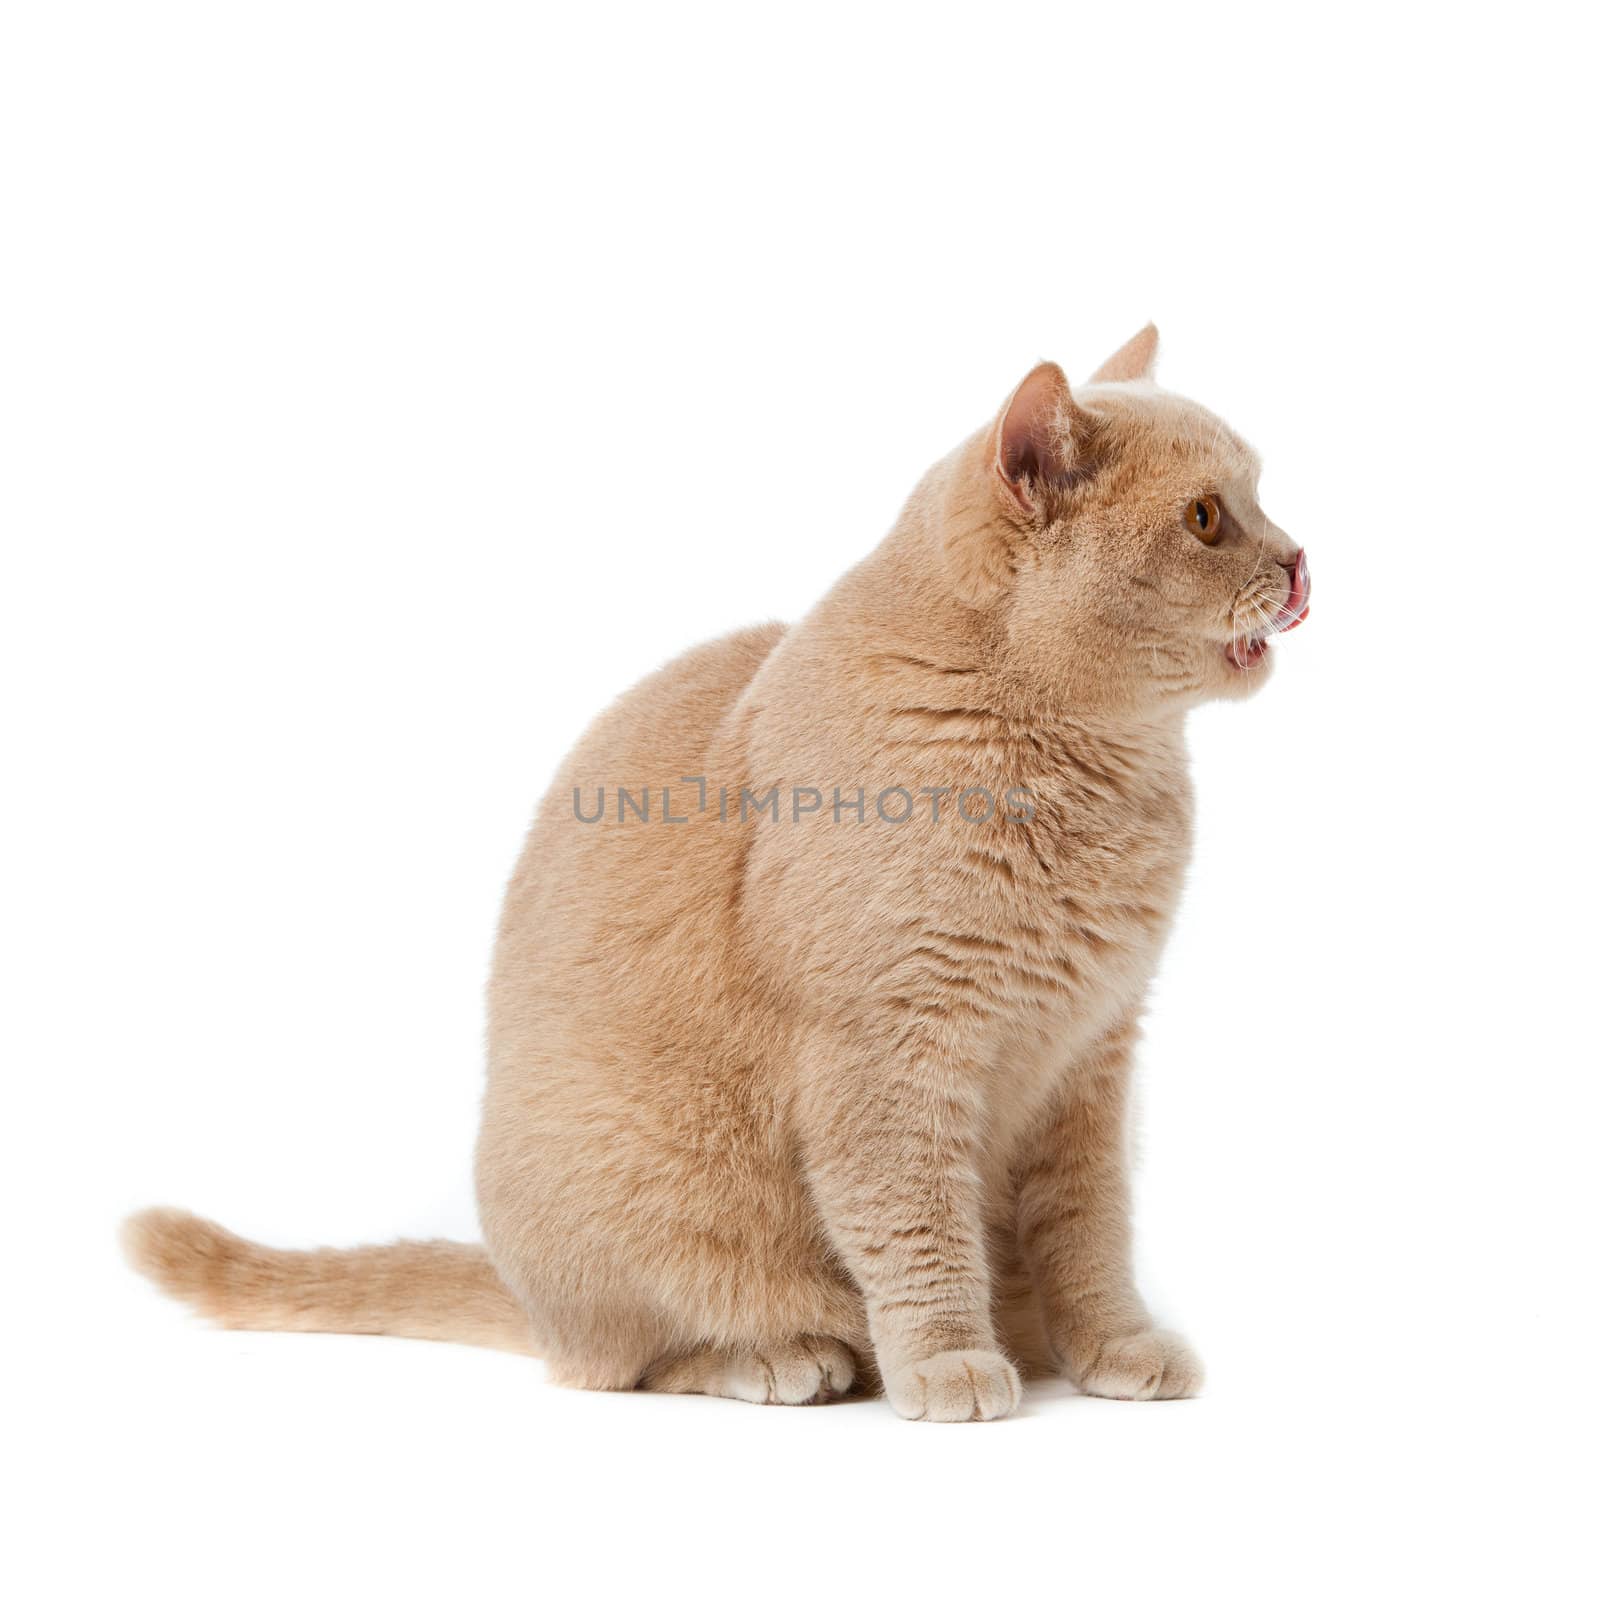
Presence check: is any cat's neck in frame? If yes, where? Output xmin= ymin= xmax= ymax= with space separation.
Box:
xmin=818 ymin=485 xmax=1189 ymax=763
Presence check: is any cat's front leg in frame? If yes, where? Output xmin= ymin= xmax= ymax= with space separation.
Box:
xmin=1016 ymin=1017 xmax=1203 ymax=1400
xmin=798 ymin=1034 xmax=1020 ymax=1422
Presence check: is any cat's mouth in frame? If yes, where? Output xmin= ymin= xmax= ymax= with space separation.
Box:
xmin=1224 ymin=550 xmax=1310 ymax=671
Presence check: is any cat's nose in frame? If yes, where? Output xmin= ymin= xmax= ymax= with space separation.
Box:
xmin=1276 ymin=549 xmax=1310 ymax=631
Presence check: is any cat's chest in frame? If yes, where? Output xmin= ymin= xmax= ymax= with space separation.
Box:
xmin=943 ymin=777 xmax=1190 ymax=1077
xmin=962 ymin=825 xmax=1184 ymax=1159
xmin=999 ymin=828 xmax=1182 ymax=1019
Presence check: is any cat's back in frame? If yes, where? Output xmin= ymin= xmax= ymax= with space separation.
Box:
xmin=487 ymin=621 xmax=786 ymax=1068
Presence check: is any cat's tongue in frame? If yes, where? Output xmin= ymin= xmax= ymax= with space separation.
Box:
xmin=1278 ymin=549 xmax=1311 ymax=632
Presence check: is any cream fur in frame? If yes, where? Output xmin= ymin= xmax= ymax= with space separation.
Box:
xmin=126 ymin=331 xmax=1307 ymax=1421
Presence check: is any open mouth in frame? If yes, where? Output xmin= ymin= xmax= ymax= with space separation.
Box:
xmin=1225 ymin=549 xmax=1310 ymax=671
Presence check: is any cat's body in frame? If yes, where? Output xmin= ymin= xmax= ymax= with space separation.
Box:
xmin=480 ymin=558 xmax=1193 ymax=1407
xmin=127 ymin=329 xmax=1308 ymax=1420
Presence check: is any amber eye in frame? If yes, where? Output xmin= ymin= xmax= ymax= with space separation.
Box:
xmin=1185 ymin=495 xmax=1223 ymax=544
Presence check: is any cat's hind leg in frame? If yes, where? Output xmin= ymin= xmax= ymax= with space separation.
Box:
xmin=640 ymin=1335 xmax=856 ymax=1405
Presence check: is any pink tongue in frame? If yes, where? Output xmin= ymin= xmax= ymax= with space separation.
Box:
xmin=1226 ymin=636 xmax=1269 ymax=669
xmin=1277 ymin=550 xmax=1311 ymax=630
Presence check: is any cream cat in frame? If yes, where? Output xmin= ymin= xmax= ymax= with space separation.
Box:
xmin=126 ymin=327 xmax=1309 ymax=1421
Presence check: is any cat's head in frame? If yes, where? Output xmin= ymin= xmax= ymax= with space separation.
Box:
xmin=941 ymin=328 xmax=1308 ymax=712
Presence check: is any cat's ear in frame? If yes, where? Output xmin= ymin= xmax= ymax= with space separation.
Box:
xmin=993 ymin=360 xmax=1081 ymax=517
xmin=1089 ymin=322 xmax=1160 ymax=385
xmin=947 ymin=361 xmax=1082 ymax=606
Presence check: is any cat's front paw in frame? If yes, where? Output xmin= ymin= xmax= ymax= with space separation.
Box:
xmin=883 ymin=1348 xmax=1021 ymax=1422
xmin=1072 ymin=1328 xmax=1202 ymax=1400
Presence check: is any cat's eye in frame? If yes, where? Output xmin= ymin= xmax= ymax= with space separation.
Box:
xmin=1185 ymin=495 xmax=1223 ymax=544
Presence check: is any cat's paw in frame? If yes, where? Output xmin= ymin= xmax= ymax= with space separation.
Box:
xmin=884 ymin=1348 xmax=1021 ymax=1422
xmin=643 ymin=1335 xmax=856 ymax=1405
xmin=736 ymin=1336 xmax=857 ymax=1405
xmin=1073 ymin=1328 xmax=1202 ymax=1400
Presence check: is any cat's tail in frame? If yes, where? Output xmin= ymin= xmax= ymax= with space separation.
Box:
xmin=120 ymin=1207 xmax=538 ymax=1357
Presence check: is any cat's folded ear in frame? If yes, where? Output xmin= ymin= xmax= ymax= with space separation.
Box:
xmin=1089 ymin=322 xmax=1160 ymax=385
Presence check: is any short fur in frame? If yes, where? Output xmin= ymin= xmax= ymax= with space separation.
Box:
xmin=127 ymin=330 xmax=1307 ymax=1420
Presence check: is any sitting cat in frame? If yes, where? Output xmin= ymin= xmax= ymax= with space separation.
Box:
xmin=126 ymin=326 xmax=1309 ymax=1421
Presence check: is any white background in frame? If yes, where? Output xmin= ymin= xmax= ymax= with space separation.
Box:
xmin=4 ymin=3 xmax=1595 ymax=1595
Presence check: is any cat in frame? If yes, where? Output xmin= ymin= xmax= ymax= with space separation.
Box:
xmin=125 ymin=326 xmax=1310 ymax=1421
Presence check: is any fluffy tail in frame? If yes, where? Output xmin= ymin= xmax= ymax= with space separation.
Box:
xmin=121 ymin=1208 xmax=537 ymax=1357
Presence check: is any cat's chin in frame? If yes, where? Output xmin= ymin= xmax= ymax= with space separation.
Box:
xmin=1224 ymin=634 xmax=1273 ymax=671
xmin=1211 ymin=635 xmax=1279 ymax=699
